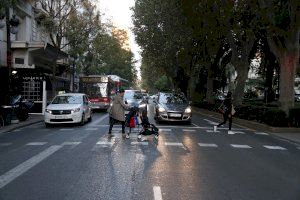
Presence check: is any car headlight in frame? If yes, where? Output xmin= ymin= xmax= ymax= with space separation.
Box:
xmin=184 ymin=107 xmax=192 ymax=113
xmin=158 ymin=106 xmax=166 ymax=112
xmin=45 ymin=109 xmax=52 ymax=114
xmin=71 ymin=108 xmax=81 ymax=113
xmin=139 ymin=103 xmax=147 ymax=108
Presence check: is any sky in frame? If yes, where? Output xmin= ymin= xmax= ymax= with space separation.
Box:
xmin=97 ymin=0 xmax=141 ymax=80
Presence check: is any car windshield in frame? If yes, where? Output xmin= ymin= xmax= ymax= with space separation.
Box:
xmin=51 ymin=95 xmax=82 ymax=104
xmin=159 ymin=93 xmax=188 ymax=104
xmin=124 ymin=91 xmax=143 ymax=100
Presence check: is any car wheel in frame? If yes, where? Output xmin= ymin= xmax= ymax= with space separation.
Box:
xmin=45 ymin=122 xmax=51 ymax=128
xmin=80 ymin=114 xmax=85 ymax=126
xmin=88 ymin=114 xmax=92 ymax=122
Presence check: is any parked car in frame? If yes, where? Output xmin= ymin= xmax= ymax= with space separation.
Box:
xmin=154 ymin=92 xmax=192 ymax=124
xmin=123 ymin=90 xmax=148 ymax=114
xmin=44 ymin=93 xmax=92 ymax=126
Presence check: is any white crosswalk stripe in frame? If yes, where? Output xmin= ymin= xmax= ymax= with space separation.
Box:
xmin=62 ymin=142 xmax=81 ymax=146
xmin=182 ymin=129 xmax=196 ymax=132
xmin=131 ymin=141 xmax=148 ymax=145
xmin=26 ymin=142 xmax=47 ymax=146
xmin=59 ymin=128 xmax=74 ymax=131
xmin=165 ymin=142 xmax=183 ymax=146
xmin=255 ymin=132 xmax=269 ymax=135
xmin=85 ymin=128 xmax=98 ymax=131
xmin=231 ymin=144 xmax=252 ymax=149
xmin=0 ymin=143 xmax=12 ymax=146
xmin=263 ymin=145 xmax=287 ymax=150
xmin=206 ymin=130 xmax=220 ymax=133
xmin=198 ymin=143 xmax=218 ymax=147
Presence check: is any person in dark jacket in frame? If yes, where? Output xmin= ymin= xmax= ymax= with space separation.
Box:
xmin=217 ymin=92 xmax=233 ymax=130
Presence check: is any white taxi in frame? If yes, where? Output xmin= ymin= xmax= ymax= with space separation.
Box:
xmin=44 ymin=93 xmax=92 ymax=126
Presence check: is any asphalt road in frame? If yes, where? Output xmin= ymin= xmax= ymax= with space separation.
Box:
xmin=0 ymin=101 xmax=300 ymax=200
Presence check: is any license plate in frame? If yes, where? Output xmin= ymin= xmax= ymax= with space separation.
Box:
xmin=169 ymin=113 xmax=181 ymax=117
xmin=55 ymin=115 xmax=68 ymax=119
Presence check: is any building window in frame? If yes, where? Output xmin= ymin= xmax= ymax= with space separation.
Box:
xmin=22 ymin=80 xmax=41 ymax=101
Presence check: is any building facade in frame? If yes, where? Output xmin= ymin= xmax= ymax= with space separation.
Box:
xmin=0 ymin=0 xmax=71 ymax=112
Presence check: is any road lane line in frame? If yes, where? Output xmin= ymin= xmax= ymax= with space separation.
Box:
xmin=231 ymin=144 xmax=252 ymax=149
xmin=198 ymin=143 xmax=218 ymax=147
xmin=26 ymin=142 xmax=47 ymax=146
xmin=0 ymin=145 xmax=63 ymax=189
xmin=263 ymin=145 xmax=287 ymax=150
xmin=0 ymin=143 xmax=12 ymax=146
xmin=153 ymin=186 xmax=163 ymax=200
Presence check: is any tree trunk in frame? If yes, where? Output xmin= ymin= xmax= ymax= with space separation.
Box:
xmin=233 ymin=62 xmax=249 ymax=105
xmin=278 ymin=52 xmax=297 ymax=113
xmin=206 ymin=69 xmax=214 ymax=104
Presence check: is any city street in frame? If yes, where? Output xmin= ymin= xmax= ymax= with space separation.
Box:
xmin=0 ymin=102 xmax=300 ymax=200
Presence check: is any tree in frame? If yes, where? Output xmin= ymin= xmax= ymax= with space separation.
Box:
xmin=259 ymin=0 xmax=300 ymax=113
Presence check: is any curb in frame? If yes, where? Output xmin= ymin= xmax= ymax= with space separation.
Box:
xmin=0 ymin=118 xmax=44 ymax=136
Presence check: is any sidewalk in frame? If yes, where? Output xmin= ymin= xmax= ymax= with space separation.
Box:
xmin=193 ymin=107 xmax=300 ymax=145
xmin=0 ymin=114 xmax=44 ymax=136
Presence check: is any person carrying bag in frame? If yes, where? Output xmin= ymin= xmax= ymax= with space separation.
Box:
xmin=216 ymin=92 xmax=234 ymax=131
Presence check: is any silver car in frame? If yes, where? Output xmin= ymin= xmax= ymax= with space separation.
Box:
xmin=154 ymin=92 xmax=192 ymax=124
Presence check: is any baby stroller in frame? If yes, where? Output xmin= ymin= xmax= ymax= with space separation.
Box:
xmin=138 ymin=110 xmax=159 ymax=141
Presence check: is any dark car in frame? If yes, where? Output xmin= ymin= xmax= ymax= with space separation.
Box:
xmin=154 ymin=92 xmax=192 ymax=124
xmin=123 ymin=90 xmax=148 ymax=113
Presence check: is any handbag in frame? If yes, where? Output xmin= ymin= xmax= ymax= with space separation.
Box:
xmin=129 ymin=117 xmax=135 ymax=128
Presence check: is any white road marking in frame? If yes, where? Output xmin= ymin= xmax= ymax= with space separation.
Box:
xmin=96 ymin=138 xmax=116 ymax=147
xmin=85 ymin=128 xmax=98 ymax=131
xmin=297 ymin=147 xmax=300 ymax=150
xmin=255 ymin=132 xmax=269 ymax=135
xmin=26 ymin=142 xmax=47 ymax=146
xmin=165 ymin=142 xmax=183 ymax=147
xmin=206 ymin=130 xmax=220 ymax=133
xmin=203 ymin=119 xmax=218 ymax=125
xmin=0 ymin=145 xmax=62 ymax=189
xmin=0 ymin=143 xmax=12 ymax=146
xmin=159 ymin=129 xmax=171 ymax=132
xmin=153 ymin=186 xmax=163 ymax=200
xmin=182 ymin=129 xmax=196 ymax=132
xmin=231 ymin=144 xmax=252 ymax=149
xmin=12 ymin=129 xmax=22 ymax=132
xmin=62 ymin=142 xmax=81 ymax=146
xmin=59 ymin=128 xmax=74 ymax=131
xmin=263 ymin=145 xmax=287 ymax=150
xmin=198 ymin=143 xmax=218 ymax=147
xmin=131 ymin=141 xmax=148 ymax=145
